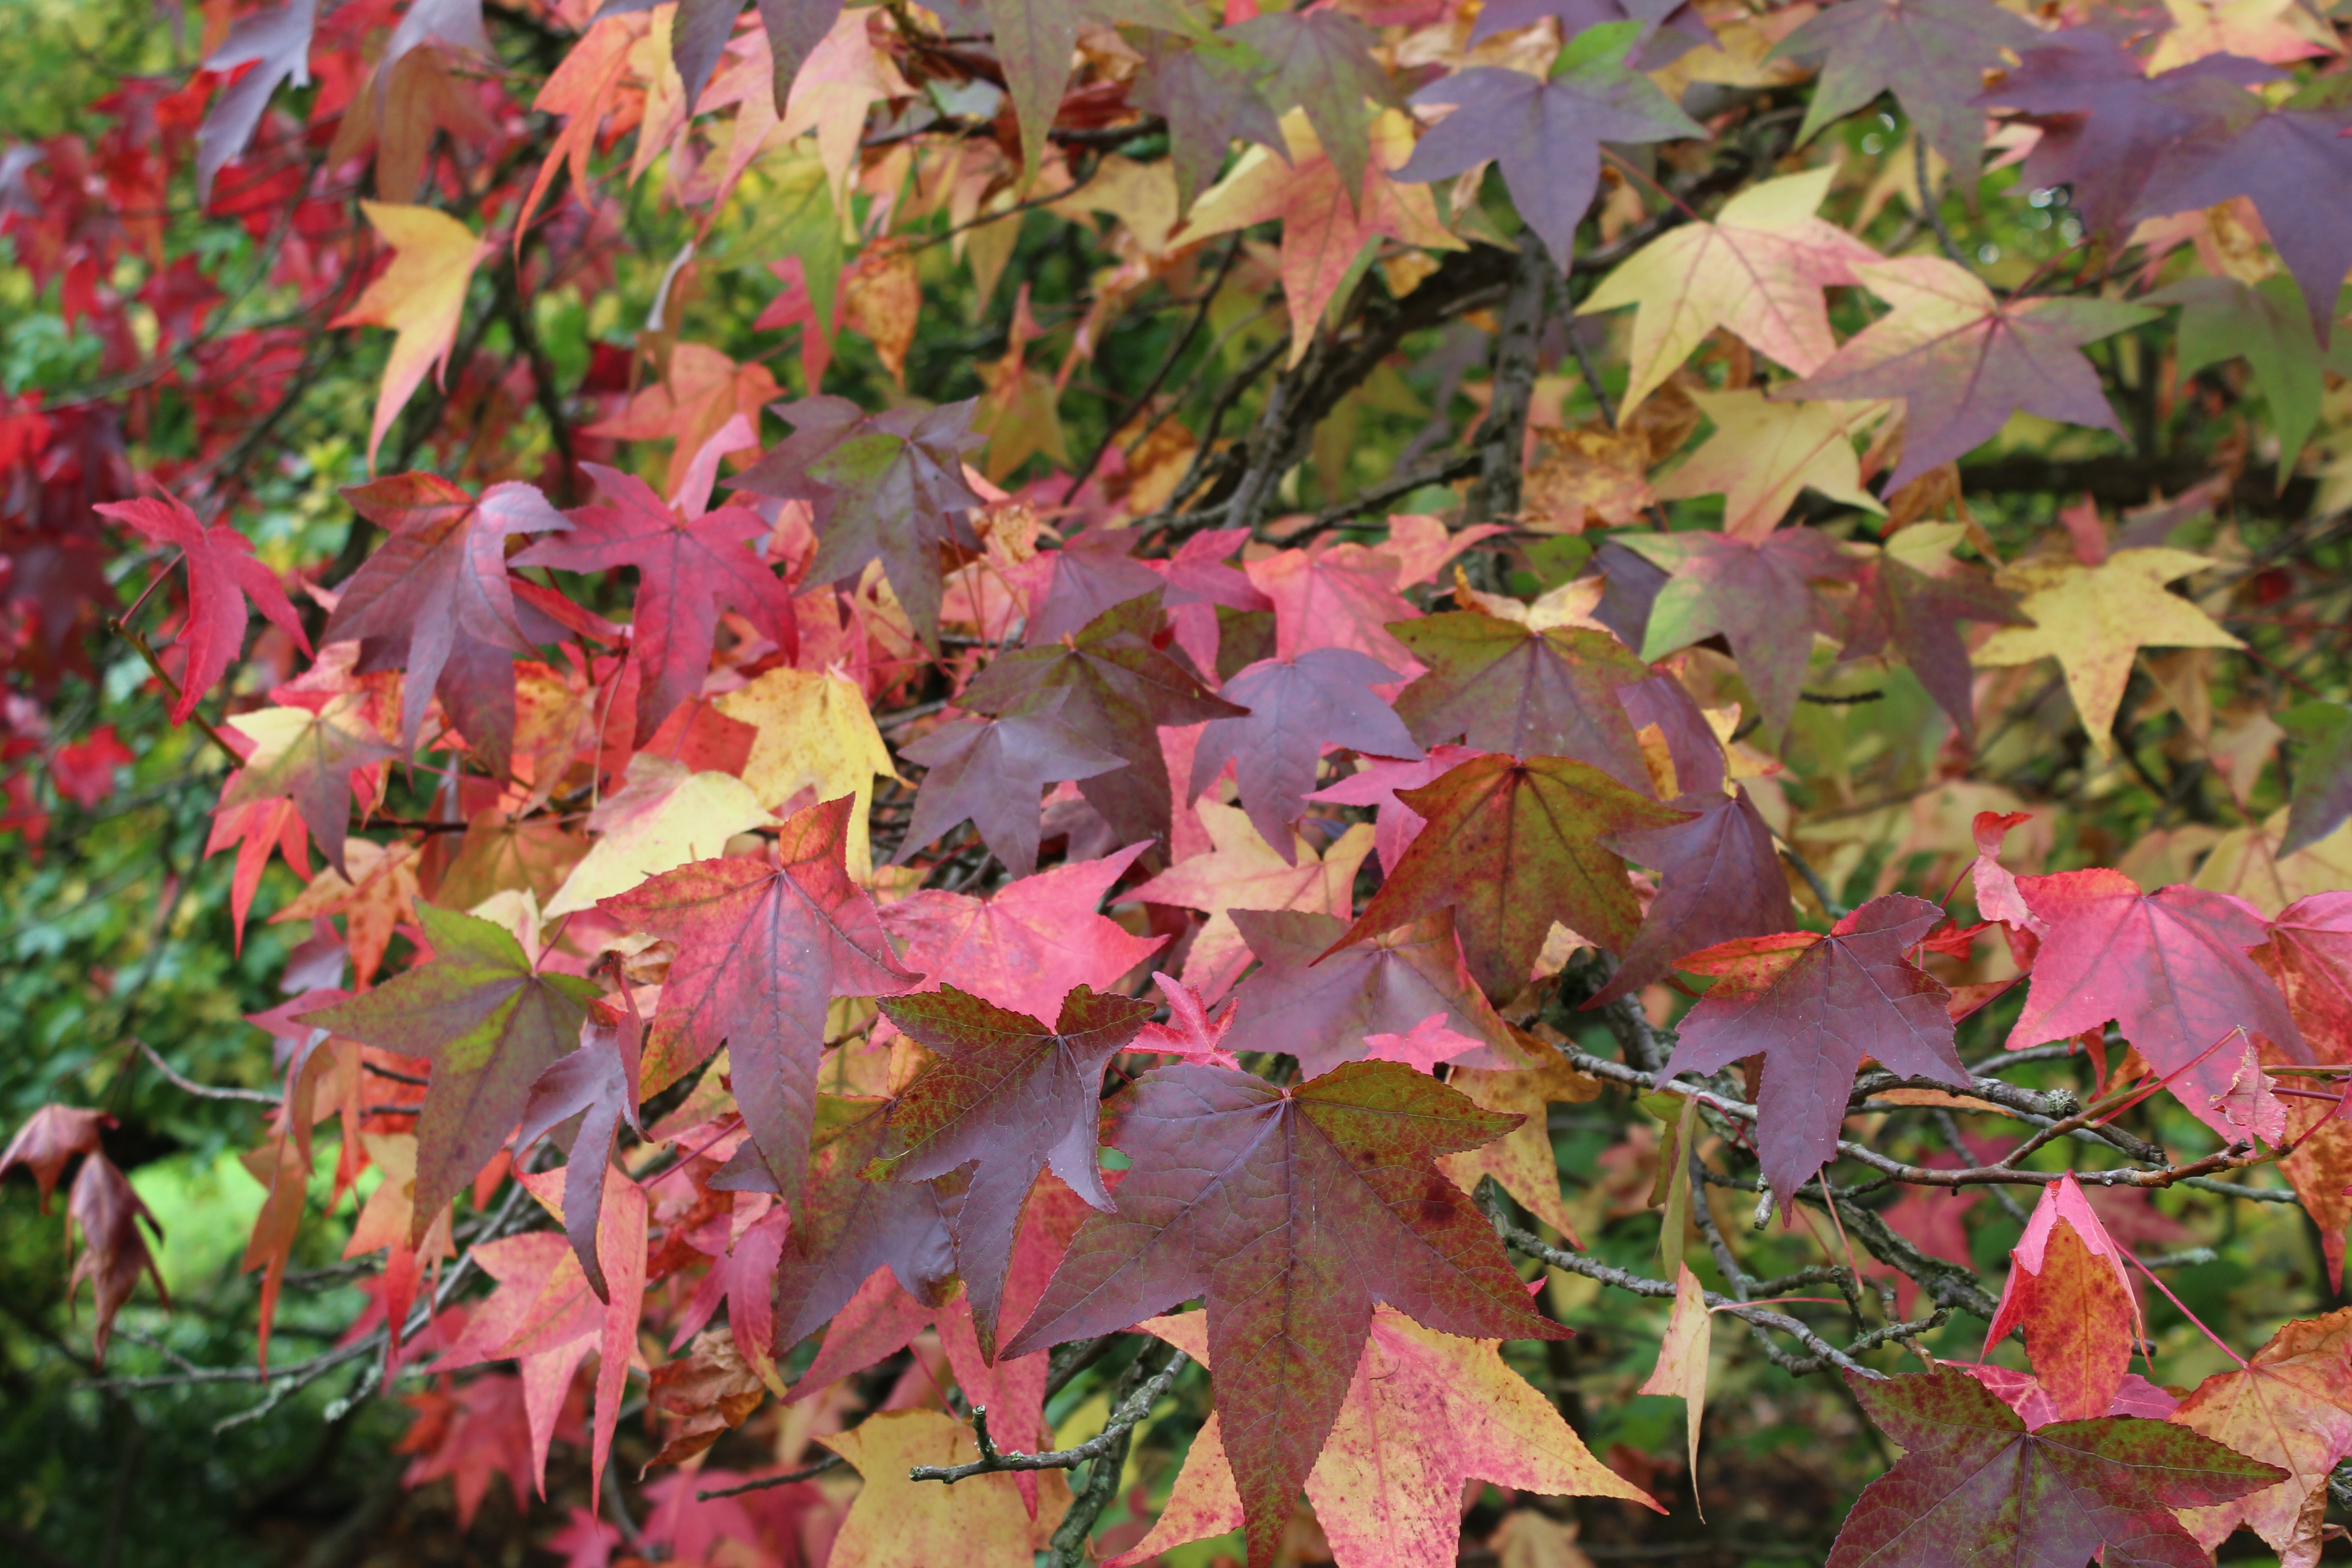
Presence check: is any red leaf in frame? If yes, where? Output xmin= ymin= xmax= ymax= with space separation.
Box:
xmin=880 ymin=842 xmax=1166 ymax=1019
xmin=516 ymin=1007 xmax=644 ymax=1303
xmin=1188 ymin=648 xmax=1421 ymax=860
xmin=1226 ymin=908 xmax=1519 ymax=1076
xmin=0 ymin=1104 xmax=113 ymax=1210
xmin=66 ymin=1151 xmax=168 ymax=1364
xmin=1592 ymin=784 xmax=1794 ymax=1004
xmin=96 ymin=494 xmax=310 ymax=723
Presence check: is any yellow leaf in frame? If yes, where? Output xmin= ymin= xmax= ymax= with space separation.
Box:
xmin=1636 ymin=1262 xmax=1712 ymax=1511
xmin=1580 ymin=166 xmax=1880 ymax=417
xmin=542 ymin=759 xmax=773 ymax=916
xmin=1653 ymin=389 xmax=1889 ymax=539
xmin=330 ymin=201 xmax=489 ymax=472
xmin=1972 ymin=548 xmax=2243 ymax=756
xmin=712 ymin=666 xmax=899 ymax=881
xmin=820 ymin=1410 xmax=1035 ymax=1568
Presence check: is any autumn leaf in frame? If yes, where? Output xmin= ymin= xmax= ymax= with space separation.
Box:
xmin=1824 ymin=1366 xmax=2283 ymax=1568
xmin=1776 ymin=0 xmax=2039 ymax=176
xmin=2277 ymin=705 xmax=2352 ymax=856
xmin=1992 ymin=1217 xmax=2138 ymax=1423
xmin=1662 ymin=893 xmax=1968 ymax=1205
xmin=1395 ymin=23 xmax=1700 ymax=269
xmin=881 ymin=841 xmax=1167 ymax=1019
xmin=1003 ymin=1060 xmax=1564 ymax=1568
xmin=1226 ymin=8 xmax=1400 ymax=204
xmin=1387 ymin=612 xmax=1654 ymax=792
xmin=511 ymin=464 xmax=796 ymax=747
xmin=1328 ymin=753 xmax=1690 ymax=999
xmin=515 ymin=1011 xmax=642 ymax=1303
xmin=540 ymin=758 xmax=774 ymax=918
xmin=1132 ymin=30 xmax=1288 ymax=213
xmin=1135 ymin=799 xmax=1375 ymax=1001
xmin=2003 ymin=869 xmax=2308 ymax=1142
xmin=65 ymin=1152 xmax=167 ymax=1364
xmin=1841 ymin=521 xmax=2026 ymax=745
xmin=1652 ymin=390 xmax=1888 ymax=539
xmin=820 ymin=1410 xmax=1038 ymax=1568
xmin=1971 ymin=547 xmax=2243 ymax=755
xmin=309 ymin=902 xmax=601 ymax=1243
xmin=195 ymin=0 xmax=319 ymax=202
xmin=1188 ymin=648 xmax=1420 ymax=861
xmin=895 ymin=691 xmax=1128 ymax=880
xmin=2154 ymin=274 xmax=2327 ymax=475
xmin=599 ymin=796 xmax=914 ymax=1200
xmin=2256 ymin=891 xmax=2352 ymax=1058
xmin=1438 ymin=1052 xmax=1604 ymax=1242
xmin=1592 ymin=784 xmax=1794 ymax=1004
xmin=95 ymin=494 xmax=310 ymax=724
xmin=872 ymin=984 xmax=1154 ymax=1356
xmin=0 ymin=1104 xmax=113 ymax=1211
xmin=1780 ymin=258 xmax=2156 ymax=493
xmin=221 ymin=695 xmax=401 ymax=880
xmin=1637 ymin=1263 xmax=1711 ymax=1499
xmin=330 ymin=202 xmax=490 ymax=473
xmin=1579 ymin=166 xmax=1879 ymax=414
xmin=711 ymin=665 xmax=898 ymax=880
xmin=1227 ymin=908 xmax=1520 ymax=1075
xmin=1136 ymin=970 xmax=1243 ymax=1067
xmin=2168 ymin=1308 xmax=2352 ymax=1568
xmin=1111 ymin=1305 xmax=1653 ymax=1568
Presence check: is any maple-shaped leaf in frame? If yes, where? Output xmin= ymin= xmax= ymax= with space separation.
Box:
xmin=731 ymin=395 xmax=985 ymax=650
xmin=2170 ymin=1308 xmax=2352 ymax=1568
xmin=540 ymin=759 xmax=773 ymax=919
xmin=0 ymin=1104 xmax=113 ymax=1211
xmin=1994 ymin=1216 xmax=2138 ymax=1424
xmin=714 ymin=1093 xmax=962 ymax=1351
xmin=959 ymin=592 xmax=1243 ymax=852
xmin=1593 ymin=784 xmax=1793 ymax=1004
xmin=1111 ymin=1305 xmax=1653 ymax=1568
xmin=1838 ymin=521 xmax=2025 ymax=744
xmin=1780 ymin=258 xmax=2154 ymax=493
xmin=1387 ymin=612 xmax=1654 ymax=792
xmin=94 ymin=495 xmax=309 ymax=724
xmin=1971 ymin=547 xmax=2242 ymax=755
xmin=2002 ymin=870 xmax=2307 ymax=1142
xmin=195 ymin=0 xmax=318 ymax=203
xmin=221 ymin=696 xmax=400 ymax=879
xmin=2151 ymin=273 xmax=2327 ymax=475
xmin=2256 ymin=892 xmax=2352 ymax=1058
xmin=600 ymin=797 xmax=914 ymax=1201
xmin=310 ymin=902 xmax=601 ymax=1242
xmin=2131 ymin=95 xmax=2352 ymax=340
xmin=1227 ymin=908 xmax=1519 ymax=1075
xmin=1775 ymin=0 xmax=2039 ymax=176
xmin=1984 ymin=27 xmax=2278 ymax=244
xmin=324 ymin=474 xmax=570 ymax=768
xmin=1135 ymin=801 xmax=1375 ymax=1001
xmin=510 ymin=464 xmax=794 ymax=747
xmin=1328 ymin=754 xmax=1690 ymax=999
xmin=1394 ymin=24 xmax=1700 ymax=269
xmin=1028 ymin=526 xmax=1168 ymax=646
xmin=66 ymin=1152 xmax=167 ymax=1364
xmin=1137 ymin=970 xmax=1243 ymax=1066
xmin=1226 ymin=8 xmax=1398 ymax=204
xmin=1183 ymin=110 xmax=1464 ymax=367
xmin=515 ymin=1010 xmax=642 ymax=1303
xmin=1471 ymin=0 xmax=1714 ymax=56
xmin=896 ymin=690 xmax=1128 ymax=879
xmin=1003 ymin=1060 xmax=1563 ymax=1568
xmin=1190 ymin=648 xmax=1420 ymax=859
xmin=821 ymin=1409 xmax=1037 ymax=1568
xmin=1613 ymin=526 xmax=1862 ymax=739
xmin=1662 ymin=893 xmax=1967 ymax=1204
xmin=1132 ymin=30 xmax=1288 ymax=213
xmin=1306 ymin=743 xmax=1485 ymax=873
xmin=872 ymin=984 xmax=1154 ymax=1356
xmin=1580 ymin=166 xmax=1880 ymax=414
xmin=1653 ymin=389 xmax=1889 ymax=538
xmin=329 ymin=201 xmax=490 ymax=472
xmin=1825 ymin=1366 xmax=2283 ymax=1568
xmin=882 ymin=842 xmax=1166 ymax=1019
xmin=710 ymin=665 xmax=898 ymax=879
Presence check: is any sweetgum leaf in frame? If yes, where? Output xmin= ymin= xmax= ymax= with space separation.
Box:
xmin=1592 ymin=785 xmax=1793 ymax=1004
xmin=1132 ymin=31 xmax=1288 ymax=213
xmin=597 ymin=796 xmax=915 ymax=1204
xmin=896 ymin=689 xmax=1128 ymax=879
xmin=309 ymin=902 xmax=601 ymax=1243
xmin=2278 ymin=703 xmax=2352 ymax=856
xmin=515 ymin=1010 xmax=643 ymax=1303
xmin=1387 ymin=612 xmax=1654 ymax=791
xmin=1225 ymin=908 xmax=1519 ymax=1075
xmin=326 ymin=473 xmax=571 ymax=769
xmin=1662 ymin=893 xmax=1967 ymax=1204
xmin=959 ymin=591 xmax=1243 ymax=853
xmin=95 ymin=494 xmax=311 ymax=725
xmin=882 ymin=842 xmax=1168 ymax=1019
xmin=2169 ymin=1308 xmax=2352 ymax=1566
xmin=1189 ymin=648 xmax=1420 ymax=860
xmin=221 ymin=698 xmax=401 ymax=882
xmin=1825 ymin=1366 xmax=2284 ymax=1568
xmin=1002 ymin=1059 xmax=1563 ymax=1568
xmin=510 ymin=464 xmax=796 ymax=748
xmin=871 ymin=983 xmax=1154 ymax=1357
xmin=1226 ymin=9 xmax=1397 ymax=203
xmin=1839 ymin=522 xmax=2025 ymax=745
xmin=1776 ymin=0 xmax=2039 ymax=176
xmin=1329 ymin=753 xmax=1690 ymax=999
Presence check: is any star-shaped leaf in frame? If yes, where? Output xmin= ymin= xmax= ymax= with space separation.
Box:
xmin=1002 ymin=1060 xmax=1564 ymax=1568
xmin=872 ymin=983 xmax=1155 ymax=1356
xmin=1840 ymin=521 xmax=2026 ymax=745
xmin=2276 ymin=711 xmax=2352 ymax=859
xmin=1653 ymin=391 xmax=1888 ymax=539
xmin=1189 ymin=648 xmax=1421 ymax=860
xmin=1579 ymin=166 xmax=1880 ymax=414
xmin=1227 ymin=908 xmax=1520 ymax=1075
xmin=329 ymin=202 xmax=490 ymax=472
xmin=2170 ymin=1309 xmax=2352 ymax=1567
xmin=1326 ymin=752 xmax=1691 ymax=998
xmin=95 ymin=494 xmax=310 ymax=725
xmin=310 ymin=902 xmax=601 ymax=1242
xmin=1135 ymin=801 xmax=1376 ymax=1000
xmin=511 ymin=464 xmax=796 ymax=748
xmin=1823 ymin=1366 xmax=2283 ymax=1568
xmin=1394 ymin=25 xmax=1701 ymax=269
xmin=896 ymin=690 xmax=1128 ymax=879
xmin=326 ymin=474 xmax=571 ymax=769
xmin=1661 ymin=893 xmax=1967 ymax=1204
xmin=882 ymin=842 xmax=1168 ymax=1019
xmin=1226 ymin=9 xmax=1398 ymax=204
xmin=1593 ymin=784 xmax=1794 ymax=1004
xmin=597 ymin=797 xmax=916 ymax=1203
xmin=515 ymin=1010 xmax=642 ymax=1303
xmin=1970 ymin=547 xmax=2242 ymax=754
xmin=1132 ymin=30 xmax=1288 ymax=214
xmin=1387 ymin=612 xmax=1655 ymax=792
xmin=1776 ymin=0 xmax=2040 ymax=176
xmin=221 ymin=695 xmax=400 ymax=879
xmin=2152 ymin=274 xmax=2328 ymax=474
xmin=1779 ymin=258 xmax=2156 ymax=493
